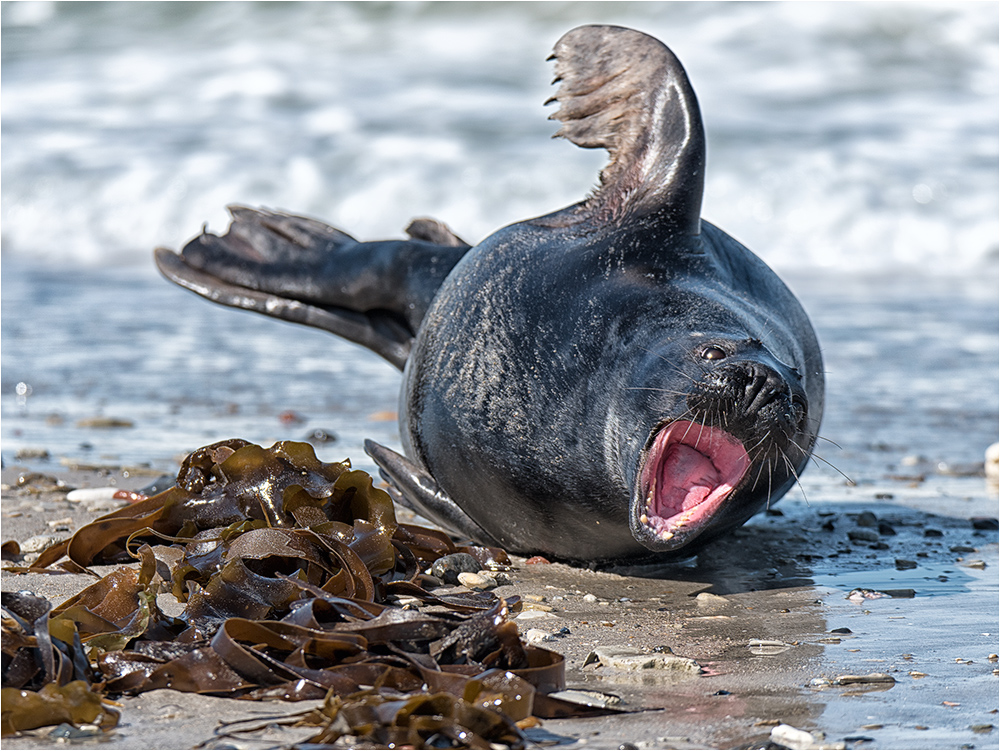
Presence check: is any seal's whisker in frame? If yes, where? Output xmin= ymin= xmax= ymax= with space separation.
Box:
xmin=779 ymin=445 xmax=809 ymax=504
xmin=808 ymin=451 xmax=855 ymax=485
xmin=784 ymin=433 xmax=811 ymax=460
xmin=765 ymin=452 xmax=774 ymax=507
xmin=750 ymin=443 xmax=770 ymax=492
xmin=744 ymin=433 xmax=771 ymax=457
xmin=625 ymin=387 xmax=690 ymax=396
xmin=695 ymin=413 xmax=710 ymax=447
xmin=816 ymin=434 xmax=844 ymax=450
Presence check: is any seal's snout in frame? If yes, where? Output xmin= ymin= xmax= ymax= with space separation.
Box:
xmin=690 ymin=360 xmax=807 ymax=442
xmin=630 ymin=356 xmax=812 ymax=553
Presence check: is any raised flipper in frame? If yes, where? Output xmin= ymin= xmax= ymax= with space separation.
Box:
xmin=154 ymin=206 xmax=470 ymax=369
xmin=364 ymin=440 xmax=503 ymax=548
xmin=547 ymin=25 xmax=705 ymax=231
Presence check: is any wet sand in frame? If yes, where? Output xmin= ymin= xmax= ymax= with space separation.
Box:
xmin=2 ymin=460 xmax=996 ymax=750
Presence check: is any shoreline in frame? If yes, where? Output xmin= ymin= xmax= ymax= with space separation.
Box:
xmin=3 ymin=460 xmax=996 ymax=750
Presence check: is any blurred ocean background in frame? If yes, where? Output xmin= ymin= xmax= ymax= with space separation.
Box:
xmin=2 ymin=1 xmax=997 ymax=513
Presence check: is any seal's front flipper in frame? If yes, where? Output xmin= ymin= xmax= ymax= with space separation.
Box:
xmin=155 ymin=206 xmax=470 ymax=369
xmin=364 ymin=440 xmax=503 ymax=548
xmin=547 ymin=25 xmax=705 ymax=231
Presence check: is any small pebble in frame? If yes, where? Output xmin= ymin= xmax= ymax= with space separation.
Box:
xmin=304 ymin=428 xmax=337 ymax=443
xmin=770 ymin=723 xmax=817 ymax=750
xmin=525 ymin=555 xmax=550 ymax=564
xmin=484 ymin=569 xmax=513 ymax=586
xmin=19 ymin=535 xmax=60 ymax=554
xmin=524 ymin=628 xmax=555 ymax=645
xmin=15 ymin=447 xmax=50 ymax=461
xmin=457 ymin=572 xmax=496 ymax=590
xmin=848 ymin=528 xmax=879 ymax=543
xmin=834 ymin=673 xmax=896 ymax=685
xmin=924 ymin=528 xmax=944 ymax=538
xmin=856 ymin=511 xmax=878 ymax=527
xmin=75 ymin=417 xmax=134 ymax=429
xmin=549 ymin=689 xmax=621 ymax=709
xmin=584 ymin=646 xmax=701 ymax=674
xmin=895 ymin=559 xmax=917 ymax=570
xmin=971 ymin=517 xmax=999 ymax=530
xmin=430 ymin=552 xmax=481 ymax=584
xmin=877 ymin=521 xmax=896 ymax=536
xmin=959 ymin=559 xmax=987 ymax=569
xmin=971 ymin=724 xmax=994 ymax=733
xmin=748 ymin=639 xmax=793 ymax=655
xmin=48 ymin=723 xmax=103 ymax=739
xmin=582 ymin=593 xmax=598 ymax=603
xmin=66 ymin=487 xmax=119 ymax=502
xmin=513 ymin=610 xmax=558 ymax=621
xmin=695 ymin=592 xmax=729 ymax=607
xmin=848 ymin=588 xmax=890 ymax=601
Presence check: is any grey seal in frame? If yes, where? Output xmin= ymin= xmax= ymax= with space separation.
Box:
xmin=155 ymin=25 xmax=824 ymax=564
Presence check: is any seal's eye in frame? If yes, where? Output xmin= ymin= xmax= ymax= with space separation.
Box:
xmin=701 ymin=345 xmax=727 ymax=361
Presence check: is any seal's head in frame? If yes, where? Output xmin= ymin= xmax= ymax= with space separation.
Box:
xmin=630 ymin=336 xmax=812 ymax=553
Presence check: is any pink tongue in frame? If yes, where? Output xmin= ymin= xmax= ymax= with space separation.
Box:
xmin=657 ymin=444 xmax=722 ymax=515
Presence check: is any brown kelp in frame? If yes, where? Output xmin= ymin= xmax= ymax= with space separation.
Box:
xmin=2 ymin=439 xmax=609 ymax=747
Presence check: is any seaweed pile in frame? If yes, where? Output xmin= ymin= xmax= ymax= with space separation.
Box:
xmin=2 ymin=439 xmax=601 ymax=747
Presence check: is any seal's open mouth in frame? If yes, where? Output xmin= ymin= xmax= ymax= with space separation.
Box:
xmin=636 ymin=420 xmax=750 ymax=548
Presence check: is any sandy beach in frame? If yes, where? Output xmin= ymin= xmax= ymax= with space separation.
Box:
xmin=2 ymin=450 xmax=997 ymax=749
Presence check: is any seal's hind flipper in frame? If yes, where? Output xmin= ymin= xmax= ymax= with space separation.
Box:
xmin=547 ymin=25 xmax=705 ymax=230
xmin=364 ymin=440 xmax=503 ymax=548
xmin=155 ymin=206 xmax=469 ymax=369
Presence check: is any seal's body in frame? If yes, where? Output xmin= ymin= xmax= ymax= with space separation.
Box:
xmin=156 ymin=26 xmax=824 ymax=564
